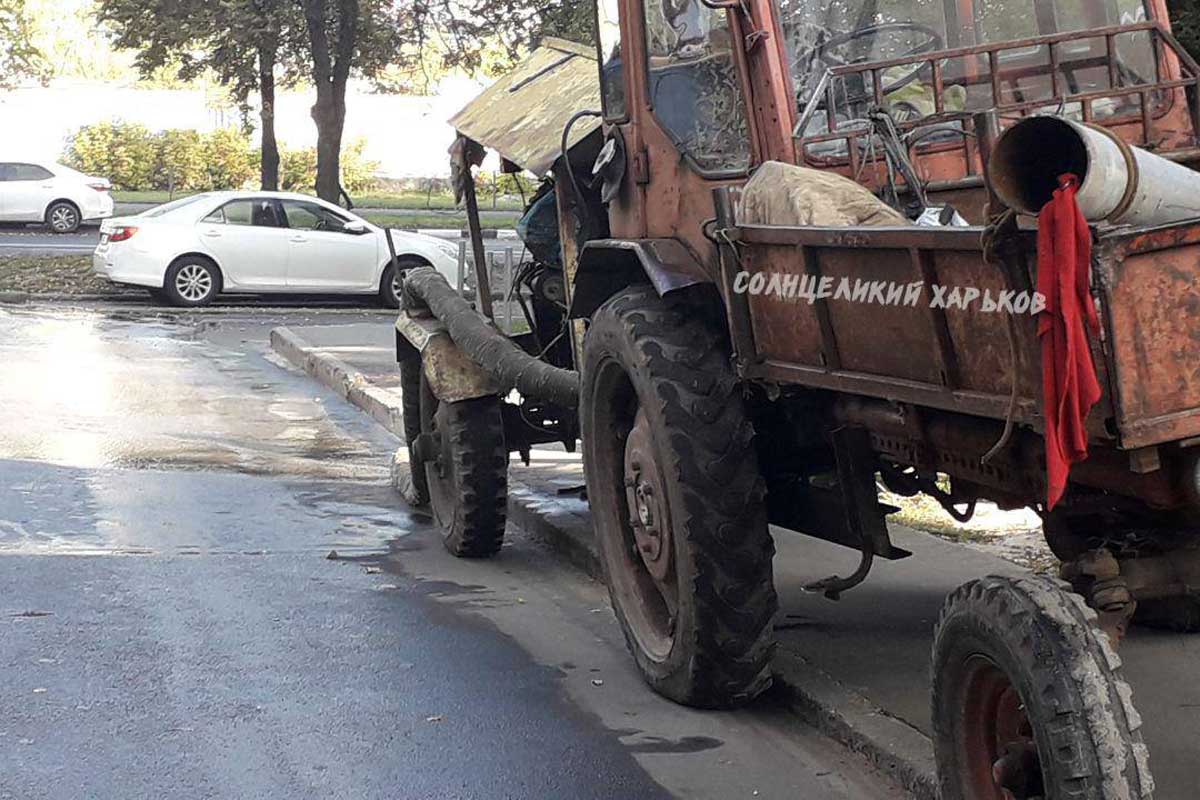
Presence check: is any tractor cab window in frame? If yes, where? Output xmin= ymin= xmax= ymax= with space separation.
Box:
xmin=596 ymin=0 xmax=628 ymax=119
xmin=781 ymin=0 xmax=1159 ymax=160
xmin=641 ymin=0 xmax=752 ymax=173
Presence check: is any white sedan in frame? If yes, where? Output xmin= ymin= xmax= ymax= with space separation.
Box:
xmin=0 ymin=160 xmax=113 ymax=232
xmin=92 ymin=191 xmax=463 ymax=307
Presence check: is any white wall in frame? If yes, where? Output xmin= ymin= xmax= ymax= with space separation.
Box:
xmin=0 ymin=76 xmax=489 ymax=179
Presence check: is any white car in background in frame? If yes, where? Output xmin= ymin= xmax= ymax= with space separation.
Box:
xmin=92 ymin=191 xmax=463 ymax=307
xmin=0 ymin=160 xmax=113 ymax=233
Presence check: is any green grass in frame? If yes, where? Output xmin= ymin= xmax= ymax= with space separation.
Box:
xmin=113 ymin=189 xmax=525 ymax=212
xmin=359 ymin=212 xmax=511 ymax=230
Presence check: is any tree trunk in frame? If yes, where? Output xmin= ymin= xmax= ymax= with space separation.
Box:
xmin=302 ymin=0 xmax=356 ymax=203
xmin=311 ymin=82 xmax=346 ymax=202
xmin=258 ymin=45 xmax=280 ymax=191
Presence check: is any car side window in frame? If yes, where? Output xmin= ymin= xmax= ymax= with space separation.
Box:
xmin=9 ymin=163 xmax=54 ymax=181
xmin=202 ymin=199 xmax=282 ymax=227
xmin=281 ymin=200 xmax=351 ymax=233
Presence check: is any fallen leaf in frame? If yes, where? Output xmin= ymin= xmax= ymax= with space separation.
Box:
xmin=326 ymin=550 xmax=339 ymax=560
xmin=591 ymin=679 xmax=604 ymax=687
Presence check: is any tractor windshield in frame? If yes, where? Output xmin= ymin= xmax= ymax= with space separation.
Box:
xmin=781 ymin=0 xmax=1159 ymax=135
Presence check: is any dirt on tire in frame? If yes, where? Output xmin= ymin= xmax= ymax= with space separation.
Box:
xmin=420 ymin=378 xmax=508 ymax=558
xmin=581 ymin=284 xmax=777 ymax=708
xmin=932 ymin=574 xmax=1153 ymax=800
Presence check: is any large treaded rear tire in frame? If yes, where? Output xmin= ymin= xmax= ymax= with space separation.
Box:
xmin=420 ymin=374 xmax=507 ymax=558
xmin=581 ymin=284 xmax=777 ymax=708
xmin=933 ymin=574 xmax=1153 ymax=800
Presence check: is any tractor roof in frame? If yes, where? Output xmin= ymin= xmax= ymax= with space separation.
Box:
xmin=449 ymin=38 xmax=603 ymax=177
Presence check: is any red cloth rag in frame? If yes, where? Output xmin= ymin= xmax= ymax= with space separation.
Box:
xmin=1036 ymin=174 xmax=1102 ymax=509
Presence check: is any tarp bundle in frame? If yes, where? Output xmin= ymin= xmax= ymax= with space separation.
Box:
xmin=736 ymin=161 xmax=909 ymax=228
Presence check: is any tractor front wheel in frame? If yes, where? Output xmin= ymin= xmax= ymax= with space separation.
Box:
xmin=418 ymin=372 xmax=508 ymax=558
xmin=932 ymin=575 xmax=1153 ymax=800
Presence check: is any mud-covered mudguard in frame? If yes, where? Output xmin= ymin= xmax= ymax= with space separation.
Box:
xmin=567 ymin=238 xmax=713 ymax=320
xmin=394 ymin=311 xmax=501 ymax=403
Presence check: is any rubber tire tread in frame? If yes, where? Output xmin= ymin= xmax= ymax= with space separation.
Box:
xmin=425 ymin=394 xmax=507 ymax=558
xmin=398 ymin=356 xmax=430 ymax=505
xmin=932 ymin=574 xmax=1153 ymax=800
xmin=582 ymin=284 xmax=777 ymax=708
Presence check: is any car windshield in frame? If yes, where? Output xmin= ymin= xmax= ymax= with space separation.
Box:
xmin=141 ymin=194 xmax=213 ymax=218
xmin=780 ymin=0 xmax=1158 ymax=129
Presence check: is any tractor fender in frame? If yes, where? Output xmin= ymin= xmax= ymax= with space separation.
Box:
xmin=395 ymin=311 xmax=501 ymax=403
xmin=567 ymin=238 xmax=713 ymax=320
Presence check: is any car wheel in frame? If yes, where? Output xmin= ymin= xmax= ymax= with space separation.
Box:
xmin=164 ymin=257 xmax=220 ymax=307
xmin=46 ymin=201 xmax=81 ymax=233
xmin=379 ymin=257 xmax=430 ymax=309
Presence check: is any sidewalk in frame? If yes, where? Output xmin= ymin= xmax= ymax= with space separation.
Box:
xmin=270 ymin=321 xmax=1200 ymax=800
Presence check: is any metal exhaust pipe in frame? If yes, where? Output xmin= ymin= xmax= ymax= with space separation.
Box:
xmin=987 ymin=115 xmax=1200 ymax=226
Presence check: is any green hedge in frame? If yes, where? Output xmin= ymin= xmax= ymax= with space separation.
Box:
xmin=63 ymin=120 xmax=380 ymax=194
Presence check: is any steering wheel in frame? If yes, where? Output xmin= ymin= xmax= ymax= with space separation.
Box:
xmin=814 ymin=22 xmax=944 ymax=96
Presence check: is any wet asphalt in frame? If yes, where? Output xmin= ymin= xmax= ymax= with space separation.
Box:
xmin=0 ymin=304 xmax=908 ymax=800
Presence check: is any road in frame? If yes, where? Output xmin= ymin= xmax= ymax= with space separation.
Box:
xmin=0 ymin=304 xmax=909 ymax=800
xmin=0 ymin=227 xmax=98 ymax=255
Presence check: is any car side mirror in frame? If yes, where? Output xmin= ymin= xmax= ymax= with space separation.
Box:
xmin=343 ymin=220 xmax=369 ymax=235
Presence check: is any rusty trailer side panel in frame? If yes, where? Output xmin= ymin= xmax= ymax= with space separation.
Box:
xmin=725 ymin=221 xmax=1200 ymax=450
xmin=732 ymin=225 xmax=1050 ymax=426
xmin=1097 ymin=221 xmax=1200 ymax=448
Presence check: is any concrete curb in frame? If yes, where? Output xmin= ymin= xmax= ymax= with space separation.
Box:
xmin=772 ymin=651 xmax=937 ymax=797
xmin=508 ymin=485 xmax=599 ymax=579
xmin=0 ymin=291 xmax=29 ymax=304
xmin=269 ymin=325 xmax=938 ymax=797
xmin=409 ymin=229 xmax=519 ymax=241
xmin=269 ymin=326 xmax=405 ymax=437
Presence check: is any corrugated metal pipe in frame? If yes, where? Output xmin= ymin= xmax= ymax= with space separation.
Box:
xmin=988 ymin=114 xmax=1200 ymax=226
xmin=402 ymin=267 xmax=580 ymax=407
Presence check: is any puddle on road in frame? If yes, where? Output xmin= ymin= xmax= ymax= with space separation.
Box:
xmin=0 ymin=307 xmax=386 ymax=480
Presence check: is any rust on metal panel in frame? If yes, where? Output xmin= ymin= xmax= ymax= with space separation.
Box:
xmin=822 ymin=248 xmax=942 ymax=384
xmin=394 ymin=311 xmax=500 ymax=403
xmin=744 ymin=243 xmax=823 ymax=367
xmin=934 ymin=250 xmax=1035 ymax=399
xmin=1097 ymin=226 xmax=1200 ymax=448
xmin=448 ymin=38 xmax=602 ymax=177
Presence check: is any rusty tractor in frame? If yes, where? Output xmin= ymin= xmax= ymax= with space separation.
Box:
xmin=395 ymin=3 xmax=1200 ymax=797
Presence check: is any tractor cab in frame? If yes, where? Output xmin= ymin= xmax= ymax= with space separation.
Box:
xmin=591 ymin=0 xmax=1199 ymax=236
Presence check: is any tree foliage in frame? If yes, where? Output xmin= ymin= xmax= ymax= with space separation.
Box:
xmin=95 ymin=0 xmax=309 ymax=188
xmin=1169 ymin=0 xmax=1200 ymax=61
xmin=63 ymin=121 xmax=259 ymax=191
xmin=86 ymin=0 xmax=598 ymax=200
xmin=0 ymin=0 xmax=49 ymax=88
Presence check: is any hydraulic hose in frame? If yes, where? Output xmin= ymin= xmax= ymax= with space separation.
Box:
xmin=403 ymin=267 xmax=580 ymax=407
